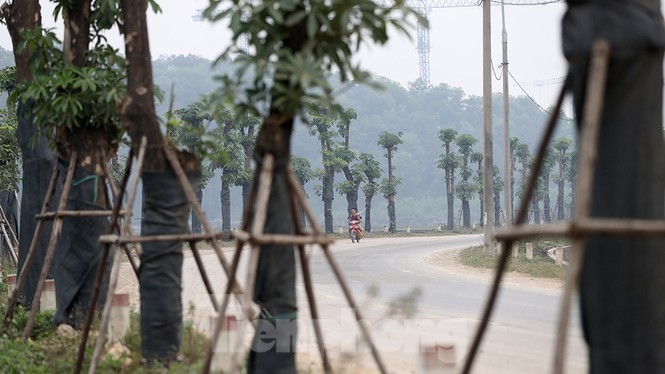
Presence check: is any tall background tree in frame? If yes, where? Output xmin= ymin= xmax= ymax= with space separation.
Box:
xmin=437 ymin=128 xmax=458 ymax=229
xmin=378 ymin=131 xmax=403 ymax=233
xmin=359 ymin=152 xmax=381 ymax=233
xmin=553 ymin=136 xmax=573 ymax=221
xmin=455 ymin=133 xmax=478 ymax=228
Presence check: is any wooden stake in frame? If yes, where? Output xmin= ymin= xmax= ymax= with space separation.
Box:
xmin=24 ymin=152 xmax=78 ymax=340
xmin=2 ymin=161 xmax=60 ymax=332
xmin=553 ymin=40 xmax=609 ymax=374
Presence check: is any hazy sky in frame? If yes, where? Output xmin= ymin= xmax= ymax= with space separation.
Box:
xmin=0 ymin=0 xmax=569 ymax=108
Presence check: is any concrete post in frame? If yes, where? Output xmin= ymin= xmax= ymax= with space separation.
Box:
xmin=526 ymin=242 xmax=534 ymax=260
xmin=108 ymin=293 xmax=130 ymax=344
xmin=384 ymin=225 xmax=388 ymax=233
xmin=406 ymin=225 xmax=411 ymax=233
xmin=496 ymin=242 xmax=502 ymax=255
xmin=555 ymin=246 xmax=564 ymax=266
xmin=210 ymin=315 xmax=238 ymax=373
xmin=512 ymin=242 xmax=519 ymax=259
xmin=40 ymin=279 xmax=56 ymax=311
xmin=437 ymin=225 xmax=442 ymax=231
xmin=7 ymin=273 xmax=15 ymax=298
xmin=419 ymin=344 xmax=456 ymax=374
xmin=338 ymin=226 xmax=344 ymax=234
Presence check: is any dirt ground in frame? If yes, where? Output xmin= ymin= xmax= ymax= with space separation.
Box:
xmin=423 ymin=248 xmax=565 ymax=292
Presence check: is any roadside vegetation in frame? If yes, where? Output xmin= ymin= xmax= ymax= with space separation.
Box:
xmin=459 ymin=238 xmax=569 ymax=279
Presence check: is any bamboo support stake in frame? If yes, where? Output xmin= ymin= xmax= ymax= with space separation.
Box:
xmin=162 ymin=145 xmax=252 ymax=305
xmin=202 ymin=169 xmax=261 ymax=374
xmin=553 ymin=40 xmax=610 ymax=374
xmin=99 ymin=232 xmax=228 ymax=244
xmin=231 ymin=155 xmax=274 ymax=374
xmin=24 ymin=152 xmax=78 ymax=340
xmin=2 ymin=162 xmax=60 ymax=331
xmin=36 ymin=210 xmax=128 ymax=219
xmin=289 ymin=166 xmax=387 ymax=372
xmin=231 ymin=230 xmax=334 ymax=245
xmin=189 ymin=240 xmax=220 ymax=311
xmin=463 ymin=74 xmax=570 ymax=374
xmin=287 ymin=179 xmax=332 ymax=373
xmin=0 ymin=223 xmax=17 ymax=264
xmin=101 ymin=154 xmax=139 ymax=277
xmin=82 ymin=139 xmax=145 ymax=374
xmin=0 ymin=203 xmax=19 ymax=257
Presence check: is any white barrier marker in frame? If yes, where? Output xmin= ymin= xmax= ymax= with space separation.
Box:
xmin=40 ymin=279 xmax=56 ymax=311
xmin=419 ymin=344 xmax=456 ymax=374
xmin=108 ymin=293 xmax=130 ymax=344
xmin=210 ymin=315 xmax=238 ymax=374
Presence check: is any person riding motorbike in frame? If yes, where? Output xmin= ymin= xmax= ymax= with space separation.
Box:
xmin=348 ymin=208 xmax=363 ymax=242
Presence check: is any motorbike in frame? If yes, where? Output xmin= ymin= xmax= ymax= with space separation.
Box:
xmin=349 ymin=219 xmax=362 ymax=243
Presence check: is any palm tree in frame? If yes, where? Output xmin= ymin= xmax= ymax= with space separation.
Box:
xmin=471 ymin=151 xmax=484 ymax=226
xmin=437 ymin=128 xmax=458 ymax=229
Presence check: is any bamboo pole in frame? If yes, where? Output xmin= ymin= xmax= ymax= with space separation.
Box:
xmin=288 ymin=165 xmax=388 ymax=372
xmin=230 ymin=155 xmax=274 ymax=374
xmin=0 ymin=203 xmax=19 ymax=255
xmin=287 ymin=177 xmax=332 ymax=373
xmin=36 ymin=210 xmax=127 ymax=219
xmin=189 ymin=240 xmax=220 ymax=311
xmin=231 ymin=230 xmax=334 ymax=245
xmin=2 ymin=161 xmax=60 ymax=332
xmin=99 ymin=232 xmax=228 ymax=244
xmin=24 ymin=152 xmax=78 ymax=340
xmin=82 ymin=139 xmax=145 ymax=374
xmin=463 ymin=74 xmax=570 ymax=374
xmin=0 ymin=223 xmax=17 ymax=264
xmin=553 ymin=40 xmax=609 ymax=374
xmin=201 ymin=170 xmax=260 ymax=374
xmin=162 ymin=145 xmax=253 ymax=308
xmin=101 ymin=152 xmax=139 ymax=277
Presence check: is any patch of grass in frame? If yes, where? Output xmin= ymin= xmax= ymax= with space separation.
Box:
xmin=460 ymin=239 xmax=568 ymax=279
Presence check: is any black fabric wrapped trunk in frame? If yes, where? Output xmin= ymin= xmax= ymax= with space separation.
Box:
xmin=563 ymin=1 xmax=665 ymax=372
xmin=247 ymin=159 xmax=298 ymax=374
xmin=52 ymin=158 xmax=112 ymax=326
xmin=16 ymin=100 xmax=59 ymax=304
xmin=139 ymin=171 xmax=198 ymax=362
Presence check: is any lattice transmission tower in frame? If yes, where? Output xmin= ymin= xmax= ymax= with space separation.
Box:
xmin=375 ymin=0 xmax=561 ymax=87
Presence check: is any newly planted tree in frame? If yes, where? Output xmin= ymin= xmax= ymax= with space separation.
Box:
xmin=204 ymin=0 xmax=421 ymax=370
xmin=378 ymin=131 xmax=403 ymax=233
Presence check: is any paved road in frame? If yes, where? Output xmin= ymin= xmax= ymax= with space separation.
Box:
xmin=161 ymin=234 xmax=588 ymax=373
xmin=301 ymin=235 xmax=588 ymax=373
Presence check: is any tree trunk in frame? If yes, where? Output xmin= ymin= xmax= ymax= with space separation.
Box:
xmin=342 ymin=166 xmax=359 ymax=213
xmin=494 ymin=189 xmax=501 ymax=225
xmin=565 ymin=11 xmax=665 ymax=371
xmin=478 ymin=191 xmax=484 ymax=228
xmin=446 ymin=192 xmax=455 ymax=230
xmin=191 ymin=185 xmax=203 ymax=233
xmin=543 ymin=174 xmax=552 ymax=223
xmin=220 ymin=176 xmax=231 ymax=231
xmin=2 ymin=0 xmax=56 ymax=305
xmin=120 ymin=0 xmax=199 ymax=363
xmin=557 ymin=163 xmax=565 ymax=220
xmin=364 ymin=192 xmax=373 ymax=233
xmin=462 ymin=199 xmax=470 ymax=228
xmin=387 ymin=194 xmax=396 ymax=232
xmin=322 ymin=170 xmax=334 ymax=233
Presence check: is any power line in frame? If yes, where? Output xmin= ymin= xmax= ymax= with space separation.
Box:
xmin=507 ymin=69 xmax=575 ymax=122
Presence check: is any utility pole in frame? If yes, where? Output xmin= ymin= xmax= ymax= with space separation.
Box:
xmin=482 ymin=0 xmax=495 ymax=256
xmin=501 ymin=0 xmax=511 ymax=226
